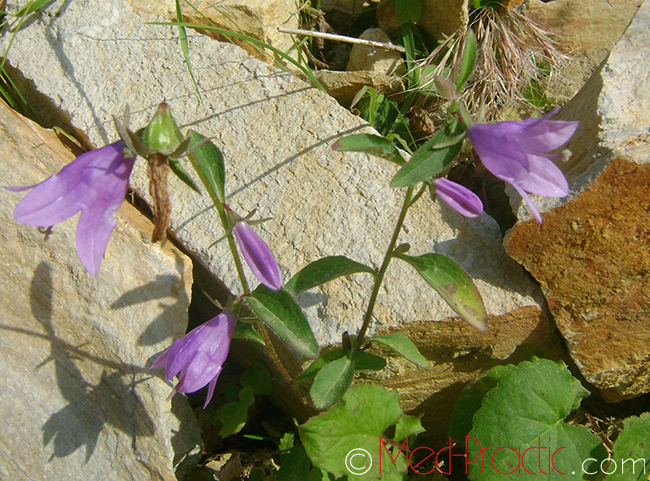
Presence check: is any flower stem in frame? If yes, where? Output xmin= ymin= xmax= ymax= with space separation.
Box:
xmin=186 ymin=153 xmax=250 ymax=293
xmin=356 ymin=185 xmax=414 ymax=348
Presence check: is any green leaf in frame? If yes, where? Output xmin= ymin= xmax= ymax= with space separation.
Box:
xmin=607 ymin=413 xmax=650 ymax=480
xmin=14 ymin=0 xmax=54 ymax=17
xmin=394 ymin=414 xmax=425 ymax=442
xmin=298 ymin=350 xmax=385 ymax=382
xmin=393 ymin=0 xmax=422 ymax=24
xmin=233 ymin=321 xmax=265 ymax=345
xmin=391 ymin=125 xmax=464 ymax=187
xmin=247 ymin=286 xmax=319 ymax=358
xmin=370 ymin=333 xmax=427 ymax=368
xmin=277 ymin=446 xmax=312 ymax=481
xmin=297 ymin=350 xmax=347 ymax=381
xmin=187 ymin=130 xmax=226 ymax=204
xmin=217 ymin=386 xmax=255 ymax=437
xmin=174 ymin=0 xmax=202 ymax=101
xmin=457 ymin=31 xmax=477 ymax=91
xmin=240 ymin=360 xmax=272 ymax=396
xmin=449 ymin=364 xmax=517 ymax=443
xmin=331 ymin=134 xmax=405 ymax=166
xmin=310 ymin=354 xmax=354 ymax=409
xmin=299 ymin=384 xmax=408 ymax=479
xmin=168 ymin=157 xmax=201 ymax=193
xmin=396 ymin=253 xmax=487 ymax=331
xmin=353 ymin=351 xmax=386 ymax=372
xmin=467 ymin=358 xmax=606 ymax=480
xmin=284 ymin=256 xmax=375 ymax=297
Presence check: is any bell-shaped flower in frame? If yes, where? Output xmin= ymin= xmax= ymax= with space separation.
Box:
xmin=232 ymin=221 xmax=282 ymax=291
xmin=433 ymin=178 xmax=483 ymax=218
xmin=151 ymin=311 xmax=236 ymax=408
xmin=11 ymin=141 xmax=135 ymax=275
xmin=467 ymin=108 xmax=578 ymax=223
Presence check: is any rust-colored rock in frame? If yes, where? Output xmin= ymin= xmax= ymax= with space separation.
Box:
xmin=506 ymin=158 xmax=650 ymax=402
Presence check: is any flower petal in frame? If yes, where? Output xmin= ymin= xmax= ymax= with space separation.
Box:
xmin=516 ymin=154 xmax=570 ymax=198
xmin=512 ymin=184 xmax=543 ymax=224
xmin=233 ymin=222 xmax=282 ymax=291
xmin=468 ymin=123 xmax=532 ymax=182
xmin=434 ymin=178 xmax=483 ymax=218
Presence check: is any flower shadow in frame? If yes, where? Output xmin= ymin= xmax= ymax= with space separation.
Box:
xmin=27 ymin=263 xmax=155 ymax=462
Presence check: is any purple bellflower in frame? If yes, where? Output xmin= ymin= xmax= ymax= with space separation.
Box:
xmin=433 ymin=178 xmax=483 ymax=218
xmin=151 ymin=311 xmax=236 ymax=408
xmin=467 ymin=108 xmax=578 ymax=223
xmin=232 ymin=221 xmax=282 ymax=291
xmin=11 ymin=141 xmax=135 ymax=276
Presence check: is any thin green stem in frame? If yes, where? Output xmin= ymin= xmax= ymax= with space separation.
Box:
xmin=356 ymin=185 xmax=415 ymax=348
xmin=186 ymin=153 xmax=250 ymax=293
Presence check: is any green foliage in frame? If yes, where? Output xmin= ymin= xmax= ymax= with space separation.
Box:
xmin=449 ymin=364 xmax=516 ymax=443
xmin=247 ymin=286 xmax=319 ymax=358
xmin=391 ymin=122 xmax=465 ymax=187
xmin=168 ymin=157 xmax=201 ymax=193
xmin=299 ymin=384 xmax=411 ymax=480
xmin=331 ymin=134 xmax=406 ymax=167
xmin=472 ymin=0 xmax=503 ymax=9
xmin=457 ymin=30 xmax=477 ymax=91
xmin=173 ymin=0 xmax=201 ymax=101
xmin=391 ymin=0 xmax=422 ymax=25
xmin=232 ymin=321 xmax=265 ymax=344
xmin=277 ymin=446 xmax=312 ymax=481
xmin=607 ymin=413 xmax=650 ymax=480
xmin=310 ymin=354 xmax=354 ymax=409
xmin=187 ymin=130 xmax=226 ymax=203
xmin=13 ymin=0 xmax=55 ymax=17
xmin=213 ymin=361 xmax=272 ymax=437
xmin=284 ymin=256 xmax=376 ymax=297
xmin=396 ymin=253 xmax=487 ymax=331
xmin=453 ymin=359 xmax=607 ymax=480
xmin=298 ymin=349 xmax=385 ymax=382
xmin=351 ymin=86 xmax=411 ymax=141
xmin=369 ymin=333 xmax=427 ymax=368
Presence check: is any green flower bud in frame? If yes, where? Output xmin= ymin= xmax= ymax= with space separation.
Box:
xmin=141 ymin=103 xmax=184 ymax=156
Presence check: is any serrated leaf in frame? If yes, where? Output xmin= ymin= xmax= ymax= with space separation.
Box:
xmin=391 ymin=126 xmax=464 ymax=187
xmin=188 ymin=130 xmax=226 ymax=203
xmin=394 ymin=414 xmax=425 ymax=442
xmin=607 ymin=413 xmax=650 ymax=480
xmin=457 ymin=30 xmax=477 ymax=91
xmin=449 ymin=364 xmax=517 ymax=443
xmin=247 ymin=286 xmax=319 ymax=358
xmin=467 ymin=359 xmax=606 ymax=480
xmin=299 ymin=384 xmax=407 ymax=479
xmin=284 ymin=256 xmax=375 ymax=297
xmin=310 ymin=354 xmax=354 ymax=409
xmin=277 ymin=446 xmax=312 ymax=481
xmin=332 ymin=134 xmax=405 ymax=166
xmin=240 ymin=360 xmax=272 ymax=396
xmin=168 ymin=157 xmax=201 ymax=193
xmin=370 ymin=333 xmax=427 ymax=368
xmin=396 ymin=253 xmax=487 ymax=331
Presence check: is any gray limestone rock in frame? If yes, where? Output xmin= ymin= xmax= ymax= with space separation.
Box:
xmin=0 ymin=101 xmax=200 ymax=479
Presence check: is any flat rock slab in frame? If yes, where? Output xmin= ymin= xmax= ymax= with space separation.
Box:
xmin=0 ymin=101 xmax=200 ymax=479
xmin=507 ymin=0 xmax=650 ymax=402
